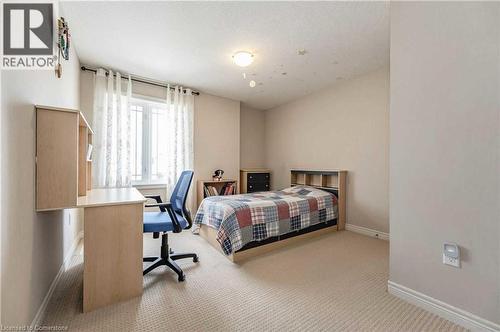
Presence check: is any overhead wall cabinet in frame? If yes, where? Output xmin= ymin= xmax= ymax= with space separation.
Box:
xmin=35 ymin=105 xmax=93 ymax=211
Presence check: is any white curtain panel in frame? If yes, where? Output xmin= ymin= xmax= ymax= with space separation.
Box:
xmin=163 ymin=85 xmax=194 ymax=201
xmin=93 ymin=68 xmax=132 ymax=188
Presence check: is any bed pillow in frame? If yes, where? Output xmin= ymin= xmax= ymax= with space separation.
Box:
xmin=281 ymin=185 xmax=320 ymax=195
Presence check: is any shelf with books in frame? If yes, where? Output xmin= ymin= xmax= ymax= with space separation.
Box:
xmin=196 ymin=179 xmax=238 ymax=208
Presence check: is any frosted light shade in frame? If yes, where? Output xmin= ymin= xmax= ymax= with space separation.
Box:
xmin=233 ymin=51 xmax=254 ymax=67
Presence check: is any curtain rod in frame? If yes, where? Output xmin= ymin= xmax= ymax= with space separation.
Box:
xmin=80 ymin=66 xmax=200 ymax=96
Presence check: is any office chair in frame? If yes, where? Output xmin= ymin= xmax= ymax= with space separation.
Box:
xmin=143 ymin=170 xmax=198 ymax=281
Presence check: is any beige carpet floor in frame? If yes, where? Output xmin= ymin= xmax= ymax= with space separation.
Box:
xmin=42 ymin=230 xmax=466 ymax=331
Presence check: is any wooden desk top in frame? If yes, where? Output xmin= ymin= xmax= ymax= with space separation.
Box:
xmin=77 ymin=188 xmax=146 ymax=208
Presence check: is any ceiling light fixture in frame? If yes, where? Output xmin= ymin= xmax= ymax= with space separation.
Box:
xmin=233 ymin=51 xmax=254 ymax=67
xmin=249 ymin=80 xmax=256 ymax=88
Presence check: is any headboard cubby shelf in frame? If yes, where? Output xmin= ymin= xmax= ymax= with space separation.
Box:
xmin=291 ymin=169 xmax=344 ymax=189
xmin=290 ymin=169 xmax=347 ymax=230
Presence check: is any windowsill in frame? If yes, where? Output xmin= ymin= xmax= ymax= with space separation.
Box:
xmin=133 ymin=183 xmax=166 ymax=190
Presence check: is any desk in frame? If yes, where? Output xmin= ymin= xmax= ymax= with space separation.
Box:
xmin=78 ymin=188 xmax=146 ymax=312
xmin=35 ymin=106 xmax=147 ymax=312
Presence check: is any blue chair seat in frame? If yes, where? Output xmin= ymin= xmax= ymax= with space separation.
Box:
xmin=143 ymin=211 xmax=188 ymax=233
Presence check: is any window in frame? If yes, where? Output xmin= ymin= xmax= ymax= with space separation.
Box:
xmin=130 ymin=97 xmax=169 ymax=185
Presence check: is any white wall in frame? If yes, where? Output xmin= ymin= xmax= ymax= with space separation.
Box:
xmin=1 ymin=47 xmax=83 ymax=325
xmin=498 ymin=12 xmax=500 ymax=325
xmin=390 ymin=2 xmax=499 ymax=323
xmin=265 ymin=68 xmax=389 ymax=233
xmin=193 ymin=94 xmax=240 ymax=200
xmin=80 ymin=71 xmax=240 ymax=213
xmin=240 ymin=105 xmax=266 ymax=169
xmin=0 ymin=53 xmax=3 ymax=328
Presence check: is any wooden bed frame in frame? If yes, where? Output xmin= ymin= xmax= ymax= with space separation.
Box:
xmin=198 ymin=169 xmax=347 ymax=263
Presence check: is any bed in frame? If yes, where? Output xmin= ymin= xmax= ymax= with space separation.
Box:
xmin=194 ymin=170 xmax=346 ymax=262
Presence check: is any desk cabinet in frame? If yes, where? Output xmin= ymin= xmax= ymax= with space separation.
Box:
xmin=35 ymin=105 xmax=93 ymax=211
xmin=80 ymin=189 xmax=145 ymax=312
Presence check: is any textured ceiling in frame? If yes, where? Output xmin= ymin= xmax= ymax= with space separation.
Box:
xmin=61 ymin=1 xmax=389 ymax=110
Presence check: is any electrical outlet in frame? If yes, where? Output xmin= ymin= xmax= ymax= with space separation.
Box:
xmin=443 ymin=254 xmax=460 ymax=268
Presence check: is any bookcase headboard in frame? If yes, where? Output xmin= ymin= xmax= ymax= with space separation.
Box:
xmin=290 ymin=169 xmax=347 ymax=230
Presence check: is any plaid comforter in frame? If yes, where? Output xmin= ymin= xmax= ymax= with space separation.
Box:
xmin=194 ymin=185 xmax=338 ymax=255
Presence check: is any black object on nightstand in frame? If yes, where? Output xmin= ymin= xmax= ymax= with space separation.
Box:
xmin=240 ymin=169 xmax=271 ymax=193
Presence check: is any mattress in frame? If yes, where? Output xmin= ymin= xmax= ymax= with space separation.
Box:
xmin=194 ymin=185 xmax=338 ymax=255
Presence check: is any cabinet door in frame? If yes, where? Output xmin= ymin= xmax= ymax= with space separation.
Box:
xmin=36 ymin=109 xmax=78 ymax=210
xmin=247 ymin=173 xmax=270 ymax=183
xmin=247 ymin=182 xmax=270 ymax=193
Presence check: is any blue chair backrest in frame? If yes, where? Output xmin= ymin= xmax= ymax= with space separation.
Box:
xmin=170 ymin=170 xmax=194 ymax=219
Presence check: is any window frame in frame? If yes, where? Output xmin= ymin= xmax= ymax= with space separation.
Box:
xmin=130 ymin=94 xmax=168 ymax=186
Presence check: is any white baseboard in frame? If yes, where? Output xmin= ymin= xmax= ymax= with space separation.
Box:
xmin=31 ymin=231 xmax=83 ymax=328
xmin=388 ymin=281 xmax=500 ymax=332
xmin=345 ymin=223 xmax=389 ymax=241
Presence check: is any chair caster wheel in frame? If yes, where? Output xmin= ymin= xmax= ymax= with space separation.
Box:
xmin=193 ymin=256 xmax=199 ymax=263
xmin=178 ymin=274 xmax=185 ymax=282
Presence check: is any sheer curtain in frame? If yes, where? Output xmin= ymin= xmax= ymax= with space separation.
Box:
xmin=92 ymin=68 xmax=132 ymax=188
xmin=163 ymin=85 xmax=194 ymax=202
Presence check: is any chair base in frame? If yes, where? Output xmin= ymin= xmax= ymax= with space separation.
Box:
xmin=143 ymin=233 xmax=198 ymax=281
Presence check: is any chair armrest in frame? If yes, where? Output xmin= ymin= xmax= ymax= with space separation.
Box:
xmin=145 ymin=201 xmax=169 ymax=208
xmin=145 ymin=196 xmax=167 ymax=212
xmin=145 ymin=195 xmax=163 ymax=203
xmin=144 ymin=202 xmax=182 ymax=233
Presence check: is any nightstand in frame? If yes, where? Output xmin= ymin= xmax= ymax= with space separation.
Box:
xmin=240 ymin=169 xmax=271 ymax=193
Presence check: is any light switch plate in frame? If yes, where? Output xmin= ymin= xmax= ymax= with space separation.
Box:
xmin=443 ymin=254 xmax=460 ymax=268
